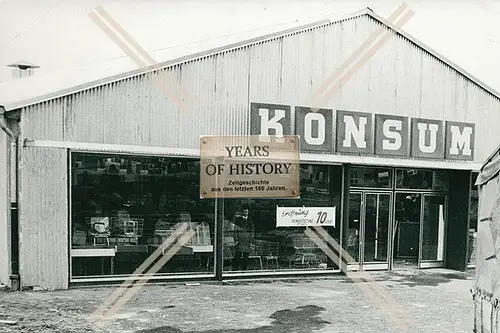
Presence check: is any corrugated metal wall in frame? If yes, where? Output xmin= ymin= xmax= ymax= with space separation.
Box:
xmin=19 ymin=146 xmax=68 ymax=290
xmin=21 ymin=14 xmax=500 ymax=161
xmin=0 ymin=130 xmax=10 ymax=286
xmin=21 ymin=14 xmax=500 ymax=162
xmin=16 ymin=14 xmax=500 ymax=289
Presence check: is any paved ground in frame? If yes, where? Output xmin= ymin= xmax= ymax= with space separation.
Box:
xmin=0 ymin=268 xmax=475 ymax=333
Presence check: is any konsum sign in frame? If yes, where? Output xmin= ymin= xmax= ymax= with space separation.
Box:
xmin=250 ymin=102 xmax=476 ymax=161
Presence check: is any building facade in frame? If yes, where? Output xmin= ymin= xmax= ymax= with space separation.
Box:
xmin=0 ymin=9 xmax=498 ymax=290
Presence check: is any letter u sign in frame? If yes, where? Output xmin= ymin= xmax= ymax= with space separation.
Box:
xmin=409 ymin=118 xmax=444 ymax=159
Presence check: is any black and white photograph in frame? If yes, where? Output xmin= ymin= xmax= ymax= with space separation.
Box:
xmin=0 ymin=0 xmax=499 ymax=332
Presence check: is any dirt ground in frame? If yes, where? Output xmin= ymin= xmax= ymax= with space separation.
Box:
xmin=0 ymin=269 xmax=475 ymax=333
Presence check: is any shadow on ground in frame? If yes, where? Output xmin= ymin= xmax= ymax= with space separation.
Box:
xmin=397 ymin=273 xmax=469 ymax=287
xmin=135 ymin=305 xmax=330 ymax=333
xmin=339 ymin=270 xmax=471 ymax=287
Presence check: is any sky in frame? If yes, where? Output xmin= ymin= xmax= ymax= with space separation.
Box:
xmin=0 ymin=0 xmax=500 ymax=94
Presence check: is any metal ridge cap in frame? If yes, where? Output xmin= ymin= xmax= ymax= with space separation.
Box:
xmin=1 ymin=16 xmax=334 ymax=112
xmin=366 ymin=9 xmax=500 ymax=102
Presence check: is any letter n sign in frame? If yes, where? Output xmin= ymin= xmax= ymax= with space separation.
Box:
xmin=295 ymin=106 xmax=333 ymax=152
xmin=250 ymin=102 xmax=291 ymax=136
xmin=445 ymin=121 xmax=475 ymax=161
xmin=336 ymin=110 xmax=373 ymax=154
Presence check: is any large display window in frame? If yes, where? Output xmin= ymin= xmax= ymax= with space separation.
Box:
xmin=70 ymin=153 xmax=215 ymax=279
xmin=220 ymin=164 xmax=343 ymax=273
xmin=350 ymin=166 xmax=392 ymax=189
xmin=396 ymin=168 xmax=449 ymax=191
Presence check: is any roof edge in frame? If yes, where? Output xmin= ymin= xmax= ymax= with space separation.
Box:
xmin=5 ymin=7 xmax=500 ymax=111
xmin=0 ymin=9 xmax=354 ymax=112
xmin=2 ymin=8 xmax=373 ymax=112
xmin=366 ymin=10 xmax=500 ymax=102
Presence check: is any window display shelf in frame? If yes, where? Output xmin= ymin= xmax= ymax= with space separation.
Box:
xmin=71 ymin=247 xmax=116 ymax=276
xmin=71 ymin=247 xmax=116 ymax=257
xmin=148 ymin=244 xmax=193 ymax=256
xmin=115 ymin=244 xmax=149 ymax=253
xmin=185 ymin=245 xmax=213 ymax=253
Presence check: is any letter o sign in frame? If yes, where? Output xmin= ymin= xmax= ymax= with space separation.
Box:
xmin=304 ymin=113 xmax=326 ymax=145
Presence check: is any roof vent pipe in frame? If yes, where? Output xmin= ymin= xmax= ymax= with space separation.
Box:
xmin=7 ymin=60 xmax=40 ymax=79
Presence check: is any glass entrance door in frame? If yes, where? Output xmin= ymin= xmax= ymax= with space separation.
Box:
xmin=363 ymin=193 xmax=391 ymax=269
xmin=347 ymin=192 xmax=391 ymax=270
xmin=419 ymin=194 xmax=447 ymax=268
xmin=392 ymin=193 xmax=447 ymax=269
xmin=393 ymin=193 xmax=421 ymax=268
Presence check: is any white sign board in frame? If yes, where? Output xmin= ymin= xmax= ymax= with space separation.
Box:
xmin=276 ymin=207 xmax=336 ymax=227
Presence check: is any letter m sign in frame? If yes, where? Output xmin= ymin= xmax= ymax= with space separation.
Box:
xmin=445 ymin=121 xmax=475 ymax=161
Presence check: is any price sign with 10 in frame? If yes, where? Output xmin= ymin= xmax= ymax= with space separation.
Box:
xmin=276 ymin=207 xmax=336 ymax=227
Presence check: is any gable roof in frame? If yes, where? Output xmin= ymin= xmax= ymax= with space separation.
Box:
xmin=1 ymin=7 xmax=500 ymax=113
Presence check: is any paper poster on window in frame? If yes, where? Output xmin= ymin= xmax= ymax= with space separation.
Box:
xmin=276 ymin=207 xmax=336 ymax=227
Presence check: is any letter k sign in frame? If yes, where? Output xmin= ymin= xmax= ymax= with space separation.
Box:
xmin=250 ymin=103 xmax=291 ymax=136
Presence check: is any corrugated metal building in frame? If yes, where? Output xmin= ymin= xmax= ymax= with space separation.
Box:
xmin=0 ymin=8 xmax=497 ymax=290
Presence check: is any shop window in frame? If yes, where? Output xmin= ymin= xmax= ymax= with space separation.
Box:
xmin=349 ymin=166 xmax=392 ymax=188
xmin=70 ymin=153 xmax=215 ymax=278
xmin=395 ymin=168 xmax=449 ymax=191
xmin=220 ymin=164 xmax=343 ymax=273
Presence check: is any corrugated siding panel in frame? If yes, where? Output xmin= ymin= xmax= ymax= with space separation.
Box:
xmin=281 ymin=30 xmax=315 ymax=105
xmin=0 ymin=130 xmax=9 ymax=286
xmin=393 ymin=35 xmax=422 ymax=116
xmin=250 ymin=41 xmax=282 ymax=105
xmin=468 ymin=83 xmax=500 ymax=160
xmin=19 ymin=146 xmax=68 ymax=290
xmin=215 ymin=49 xmax=251 ymax=137
xmin=19 ymin=14 xmax=500 ymax=163
xmin=23 ymin=100 xmax=65 ymax=141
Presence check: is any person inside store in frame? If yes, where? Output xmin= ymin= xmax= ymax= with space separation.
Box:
xmin=101 ymin=164 xmax=122 ymax=194
xmin=232 ymin=203 xmax=255 ymax=271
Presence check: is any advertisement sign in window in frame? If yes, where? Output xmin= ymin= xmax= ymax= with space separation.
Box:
xmin=276 ymin=207 xmax=336 ymax=227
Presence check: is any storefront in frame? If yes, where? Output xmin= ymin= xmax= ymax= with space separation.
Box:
xmin=0 ymin=9 xmax=499 ymax=290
